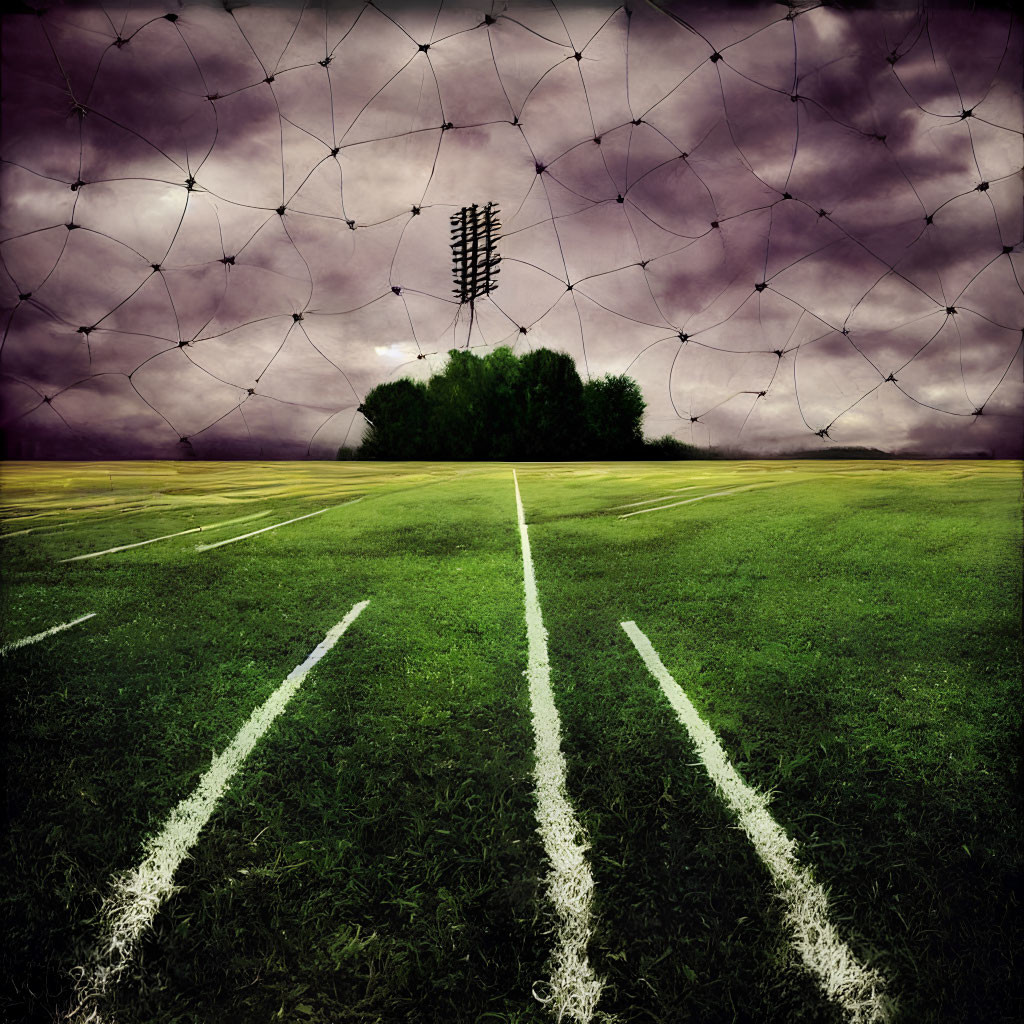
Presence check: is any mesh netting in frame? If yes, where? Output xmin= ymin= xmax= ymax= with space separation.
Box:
xmin=1 ymin=0 xmax=1021 ymax=458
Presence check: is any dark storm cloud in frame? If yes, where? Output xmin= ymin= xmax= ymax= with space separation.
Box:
xmin=1 ymin=0 xmax=1021 ymax=459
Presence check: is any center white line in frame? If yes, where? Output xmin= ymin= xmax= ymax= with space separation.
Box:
xmin=1 ymin=612 xmax=96 ymax=655
xmin=69 ymin=600 xmax=369 ymax=1021
xmin=513 ymin=469 xmax=607 ymax=1024
xmin=621 ymin=621 xmax=890 ymax=1024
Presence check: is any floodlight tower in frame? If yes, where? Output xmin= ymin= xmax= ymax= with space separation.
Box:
xmin=450 ymin=202 xmax=501 ymax=346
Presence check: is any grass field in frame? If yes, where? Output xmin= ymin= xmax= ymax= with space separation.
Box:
xmin=1 ymin=459 xmax=1020 ymax=1024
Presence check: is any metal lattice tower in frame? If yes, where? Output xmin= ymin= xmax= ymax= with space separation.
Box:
xmin=451 ymin=202 xmax=501 ymax=304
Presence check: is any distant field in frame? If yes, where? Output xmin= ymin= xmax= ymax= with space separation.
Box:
xmin=1 ymin=460 xmax=1020 ymax=1024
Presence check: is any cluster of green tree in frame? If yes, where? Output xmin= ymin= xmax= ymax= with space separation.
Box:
xmin=348 ymin=346 xmax=703 ymax=461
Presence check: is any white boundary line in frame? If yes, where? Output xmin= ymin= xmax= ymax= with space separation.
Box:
xmin=1 ymin=613 xmax=96 ymax=655
xmin=69 ymin=600 xmax=369 ymax=1020
xmin=621 ymin=621 xmax=890 ymax=1024
xmin=617 ymin=484 xmax=770 ymax=519
xmin=195 ymin=498 xmax=362 ymax=551
xmin=610 ymin=486 xmax=698 ymax=509
xmin=513 ymin=469 xmax=607 ymax=1024
xmin=58 ymin=512 xmax=272 ymax=562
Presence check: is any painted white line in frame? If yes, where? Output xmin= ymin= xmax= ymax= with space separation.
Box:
xmin=60 ymin=527 xmax=200 ymax=561
xmin=621 ymin=621 xmax=890 ymax=1024
xmin=617 ymin=485 xmax=765 ymax=519
xmin=70 ymin=600 xmax=369 ymax=1019
xmin=2 ymin=506 xmax=158 ymax=540
xmin=611 ymin=486 xmax=699 ymax=509
xmin=58 ymin=512 xmax=273 ymax=563
xmin=513 ymin=469 xmax=607 ymax=1024
xmin=1 ymin=613 xmax=97 ymax=655
xmin=195 ymin=498 xmax=362 ymax=552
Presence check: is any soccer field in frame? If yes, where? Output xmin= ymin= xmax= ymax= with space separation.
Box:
xmin=1 ymin=460 xmax=1020 ymax=1024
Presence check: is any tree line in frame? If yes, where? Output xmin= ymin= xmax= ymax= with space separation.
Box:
xmin=347 ymin=346 xmax=701 ymax=461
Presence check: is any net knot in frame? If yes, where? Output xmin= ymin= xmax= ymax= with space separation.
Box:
xmin=710 ymin=52 xmax=722 ymax=62
xmin=220 ymin=255 xmax=235 ymax=265
xmin=292 ymin=313 xmax=303 ymax=322
xmin=276 ymin=205 xmax=286 ymax=215
xmin=755 ymin=281 xmax=767 ymax=292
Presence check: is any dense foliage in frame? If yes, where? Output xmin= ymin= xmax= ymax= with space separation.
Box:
xmin=353 ymin=347 xmax=697 ymax=460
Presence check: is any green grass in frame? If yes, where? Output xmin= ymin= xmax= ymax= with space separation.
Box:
xmin=1 ymin=460 xmax=1020 ymax=1023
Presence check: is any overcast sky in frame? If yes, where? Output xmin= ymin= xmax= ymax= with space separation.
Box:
xmin=2 ymin=0 xmax=1021 ymax=458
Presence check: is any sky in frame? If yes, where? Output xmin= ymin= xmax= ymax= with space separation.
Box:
xmin=1 ymin=0 xmax=1022 ymax=459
